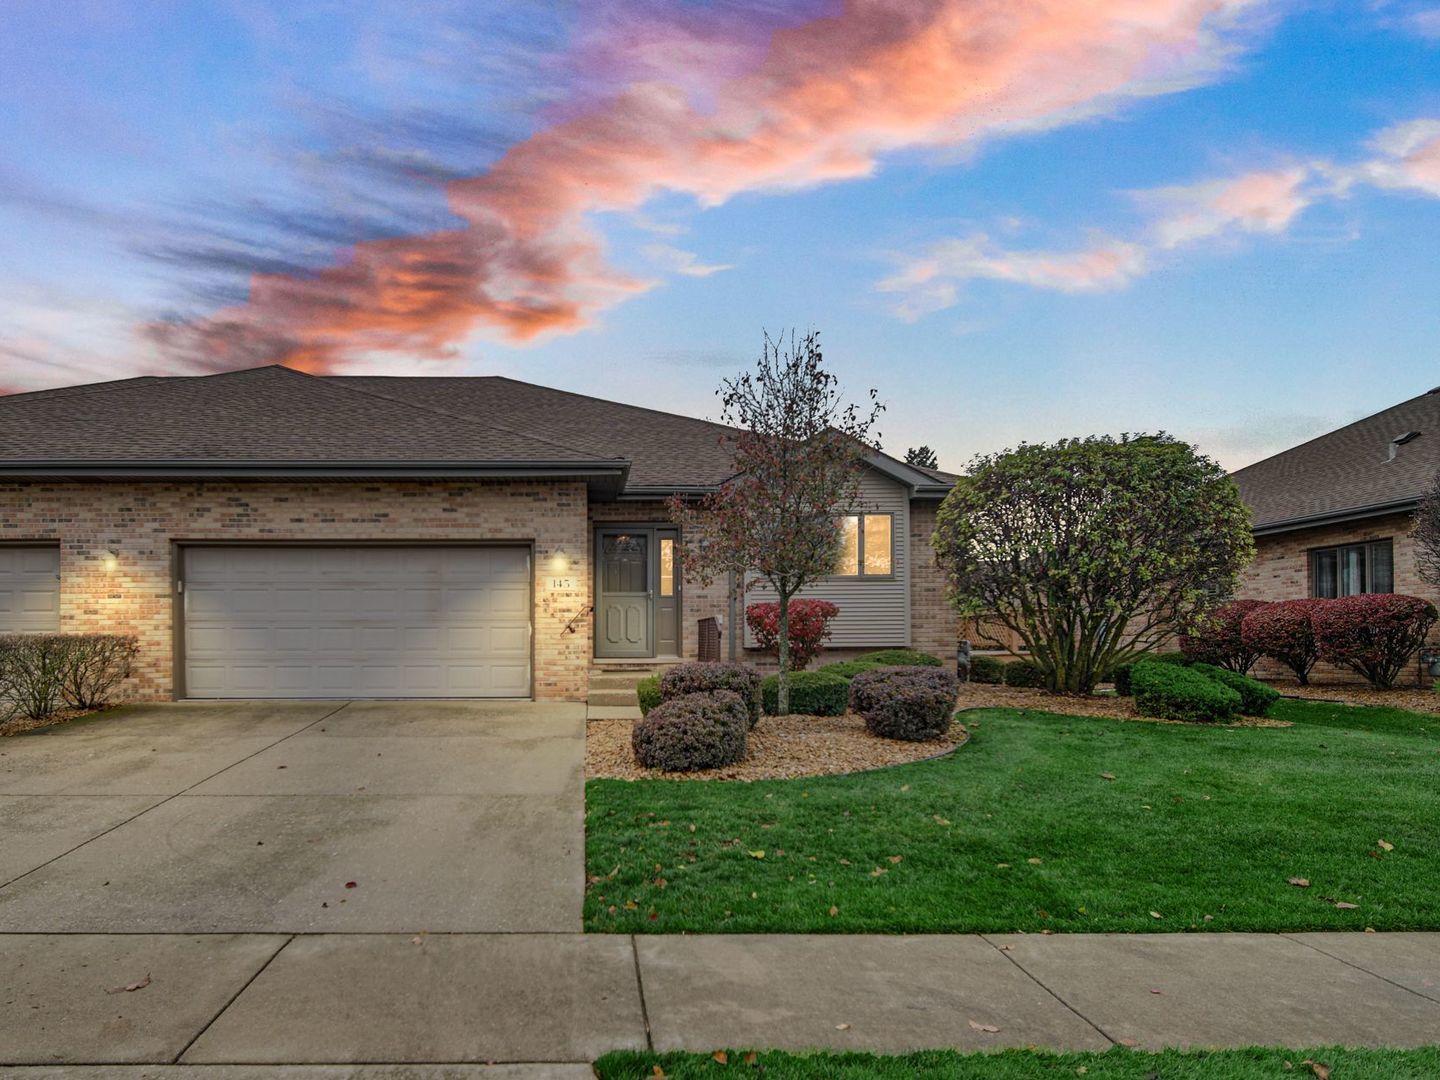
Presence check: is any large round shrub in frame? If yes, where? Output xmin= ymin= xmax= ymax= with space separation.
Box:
xmin=659 ymin=661 xmax=763 ymax=729
xmin=1131 ymin=659 xmax=1240 ymax=723
xmin=1240 ymin=599 xmax=1323 ymax=685
xmin=854 ymin=649 xmax=943 ymax=668
xmin=1190 ymin=662 xmax=1279 ymax=716
xmin=1180 ymin=599 xmax=1270 ymax=673
xmin=1312 ymin=593 xmax=1439 ymax=689
xmin=849 ymin=666 xmax=959 ymax=742
xmin=631 ymin=690 xmax=748 ymax=771
xmin=761 ymin=670 xmax=850 ymax=716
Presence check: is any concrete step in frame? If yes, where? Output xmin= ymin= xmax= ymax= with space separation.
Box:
xmin=587 ymin=704 xmax=643 ymax=721
xmin=589 ymin=672 xmax=651 ymax=691
xmin=587 ymin=688 xmax=640 ymax=707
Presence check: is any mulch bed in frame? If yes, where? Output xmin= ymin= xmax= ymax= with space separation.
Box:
xmin=0 ymin=708 xmax=99 ymax=737
xmin=1270 ymin=681 xmax=1440 ymax=714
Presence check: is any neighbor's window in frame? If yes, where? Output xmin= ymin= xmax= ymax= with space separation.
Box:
xmin=835 ymin=514 xmax=893 ymax=576
xmin=1311 ymin=539 xmax=1394 ymax=598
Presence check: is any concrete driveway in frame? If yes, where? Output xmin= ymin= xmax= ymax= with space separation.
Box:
xmin=0 ymin=699 xmax=585 ymax=933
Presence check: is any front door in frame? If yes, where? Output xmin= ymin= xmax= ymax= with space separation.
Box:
xmin=596 ymin=530 xmax=651 ymax=657
xmin=595 ymin=527 xmax=681 ymax=659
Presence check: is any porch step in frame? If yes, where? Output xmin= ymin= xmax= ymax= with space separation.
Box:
xmin=588 ymin=688 xmax=640 ymax=707
xmin=589 ymin=672 xmax=651 ymax=691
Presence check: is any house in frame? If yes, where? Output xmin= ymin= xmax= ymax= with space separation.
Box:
xmin=0 ymin=365 xmax=958 ymax=702
xmin=1232 ymin=385 xmax=1440 ymax=680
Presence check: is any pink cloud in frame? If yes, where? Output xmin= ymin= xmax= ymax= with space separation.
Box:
xmin=1357 ymin=118 xmax=1440 ymax=197
xmin=1146 ymin=166 xmax=1314 ymax=248
xmin=151 ymin=0 xmax=1264 ymax=373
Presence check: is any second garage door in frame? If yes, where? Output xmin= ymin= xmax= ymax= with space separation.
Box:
xmin=182 ymin=546 xmax=531 ymax=698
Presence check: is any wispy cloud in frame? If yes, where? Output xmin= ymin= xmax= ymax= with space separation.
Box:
xmin=643 ymin=243 xmax=734 ymax=278
xmin=879 ymin=118 xmax=1440 ymax=315
xmin=145 ymin=0 xmax=1270 ymax=373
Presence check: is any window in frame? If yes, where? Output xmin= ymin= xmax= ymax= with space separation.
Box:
xmin=1311 ymin=539 xmax=1393 ymax=598
xmin=659 ymin=537 xmax=675 ymax=597
xmin=835 ymin=514 xmax=893 ymax=576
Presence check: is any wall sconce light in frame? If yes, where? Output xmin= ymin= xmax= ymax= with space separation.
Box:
xmin=550 ymin=545 xmax=570 ymax=572
xmin=101 ymin=548 xmax=119 ymax=571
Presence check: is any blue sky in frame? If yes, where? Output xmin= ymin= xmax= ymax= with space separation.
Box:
xmin=2 ymin=0 xmax=1438 ymax=470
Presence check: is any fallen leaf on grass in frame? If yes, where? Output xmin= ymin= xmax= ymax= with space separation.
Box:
xmin=1377 ymin=839 xmax=1394 ymax=852
xmin=1301 ymin=1059 xmax=1332 ymax=1079
xmin=744 ymin=1052 xmax=758 ymax=1065
xmin=650 ymin=1067 xmax=667 ymax=1078
xmin=967 ymin=1019 xmax=1001 ymax=1033
xmin=888 ymin=855 xmax=903 ymax=864
xmin=105 ymin=974 xmax=151 ymax=994
xmin=1288 ymin=877 xmax=1310 ymax=888
xmin=828 ymin=905 xmax=839 ymax=917
xmin=1149 ymin=911 xmax=1162 ymax=919
xmin=1027 ymin=858 xmax=1043 ymax=865
xmin=748 ymin=850 xmax=766 ymax=859
xmin=712 ymin=1051 xmax=729 ymax=1064
xmin=1100 ymin=772 xmax=1116 ymax=781
xmin=1334 ymin=901 xmax=1359 ymax=910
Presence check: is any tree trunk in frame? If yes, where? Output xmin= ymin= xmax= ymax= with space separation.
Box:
xmin=776 ymin=591 xmax=791 ymax=716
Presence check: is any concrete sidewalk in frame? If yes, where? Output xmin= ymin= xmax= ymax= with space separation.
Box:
xmin=3 ymin=932 xmax=1439 ymax=1073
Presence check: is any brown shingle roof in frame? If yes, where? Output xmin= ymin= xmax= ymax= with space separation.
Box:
xmin=0 ymin=366 xmax=608 ymax=465
xmin=1232 ymin=387 xmax=1440 ymax=532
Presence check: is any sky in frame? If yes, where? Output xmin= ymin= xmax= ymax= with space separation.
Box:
xmin=2 ymin=0 xmax=1439 ymax=472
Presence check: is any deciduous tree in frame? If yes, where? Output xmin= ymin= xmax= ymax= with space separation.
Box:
xmin=668 ymin=330 xmax=882 ymax=714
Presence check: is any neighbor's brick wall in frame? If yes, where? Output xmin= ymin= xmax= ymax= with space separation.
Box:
xmin=0 ymin=480 xmax=592 ymax=702
xmin=907 ymin=500 xmax=960 ymax=663
xmin=1238 ymin=511 xmax=1439 ymax=685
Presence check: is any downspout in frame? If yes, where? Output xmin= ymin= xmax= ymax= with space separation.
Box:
xmin=727 ymin=571 xmax=738 ymax=661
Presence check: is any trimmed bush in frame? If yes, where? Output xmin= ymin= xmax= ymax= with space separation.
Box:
xmin=745 ymin=599 xmax=840 ymax=671
xmin=0 ymin=633 xmax=138 ymax=722
xmin=1312 ymin=593 xmax=1440 ymax=690
xmin=631 ymin=690 xmax=748 ymax=771
xmin=1180 ymin=599 xmax=1270 ymax=673
xmin=1131 ymin=658 xmax=1240 ymax=723
xmin=659 ymin=662 xmax=763 ymax=729
xmin=849 ymin=666 xmax=959 ymax=742
xmin=853 ymin=649 xmax=943 ymax=668
xmin=1241 ymin=599 xmax=1322 ymax=685
xmin=817 ymin=659 xmax=883 ymax=681
xmin=636 ymin=675 xmax=661 ymax=716
xmin=761 ymin=670 xmax=850 ymax=716
xmin=967 ymin=655 xmax=1005 ymax=685
xmin=1110 ymin=651 xmax=1188 ymax=696
xmin=1109 ymin=663 xmax=1135 ymax=696
xmin=1002 ymin=659 xmax=1046 ymax=688
xmin=1191 ymin=662 xmax=1279 ymax=717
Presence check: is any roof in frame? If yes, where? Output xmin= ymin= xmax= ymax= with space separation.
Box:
xmin=1232 ymin=386 xmax=1440 ymax=533
xmin=0 ymin=365 xmax=954 ymax=499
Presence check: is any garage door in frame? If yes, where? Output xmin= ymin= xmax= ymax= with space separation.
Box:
xmin=0 ymin=545 xmax=60 ymax=633
xmin=182 ymin=546 xmax=531 ymax=698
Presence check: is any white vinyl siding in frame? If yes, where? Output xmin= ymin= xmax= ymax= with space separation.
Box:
xmin=745 ymin=468 xmax=910 ymax=649
xmin=0 ymin=545 xmax=60 ymax=633
xmin=182 ymin=545 xmax=531 ymax=698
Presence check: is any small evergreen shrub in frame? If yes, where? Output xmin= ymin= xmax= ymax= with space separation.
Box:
xmin=816 ymin=659 xmax=883 ymax=681
xmin=631 ymin=690 xmax=748 ymax=771
xmin=636 ymin=675 xmax=661 ymax=716
xmin=1109 ymin=663 xmax=1134 ymax=696
xmin=967 ymin=655 xmax=1005 ymax=685
xmin=745 ymin=600 xmax=840 ymax=670
xmin=849 ymin=666 xmax=959 ymax=742
xmin=1240 ymin=599 xmax=1322 ymax=685
xmin=659 ymin=661 xmax=763 ymax=729
xmin=1190 ymin=662 xmax=1279 ymax=716
xmin=761 ymin=671 xmax=851 ymax=716
xmin=1002 ymin=659 xmax=1046 ymax=688
xmin=1131 ymin=659 xmax=1240 ymax=723
xmin=1110 ymin=652 xmax=1187 ymax=696
xmin=853 ymin=649 xmax=943 ymax=668
xmin=1312 ymin=593 xmax=1439 ymax=689
xmin=1180 ymin=599 xmax=1270 ymax=673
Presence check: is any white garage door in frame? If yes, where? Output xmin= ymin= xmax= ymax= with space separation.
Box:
xmin=182 ymin=546 xmax=531 ymax=698
xmin=0 ymin=546 xmax=60 ymax=633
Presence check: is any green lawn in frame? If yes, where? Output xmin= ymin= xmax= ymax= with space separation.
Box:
xmin=585 ymin=699 xmax=1440 ymax=933
xmin=595 ymin=1047 xmax=1440 ymax=1079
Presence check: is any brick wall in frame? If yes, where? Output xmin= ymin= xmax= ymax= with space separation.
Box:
xmin=1238 ymin=511 xmax=1437 ymax=685
xmin=0 ymin=480 xmax=592 ymax=702
xmin=907 ymin=500 xmax=960 ymax=663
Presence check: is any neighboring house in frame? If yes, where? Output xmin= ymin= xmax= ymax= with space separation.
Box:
xmin=0 ymin=366 xmax=957 ymax=702
xmin=1232 ymin=385 xmax=1440 ymax=681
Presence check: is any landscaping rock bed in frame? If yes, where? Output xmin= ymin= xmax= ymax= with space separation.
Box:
xmin=1272 ymin=681 xmax=1440 ymax=714
xmin=587 ymin=712 xmax=969 ymax=781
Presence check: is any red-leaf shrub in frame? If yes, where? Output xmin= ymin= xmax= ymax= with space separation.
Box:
xmin=1240 ymin=599 xmax=1324 ymax=685
xmin=631 ymin=690 xmax=748 ymax=771
xmin=1180 ymin=599 xmax=1270 ymax=673
xmin=1311 ymin=593 xmax=1439 ymax=689
xmin=658 ymin=662 xmax=763 ymax=729
xmin=745 ymin=599 xmax=840 ymax=670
